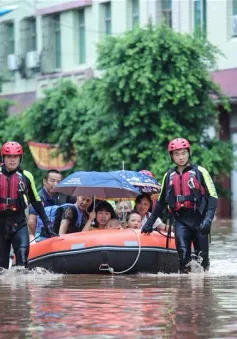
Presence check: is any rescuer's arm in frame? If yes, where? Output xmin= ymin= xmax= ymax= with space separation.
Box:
xmin=24 ymin=171 xmax=52 ymax=232
xmin=198 ymin=167 xmax=218 ymax=235
xmin=141 ymin=173 xmax=168 ymax=234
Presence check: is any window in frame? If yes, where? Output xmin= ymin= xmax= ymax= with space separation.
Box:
xmin=233 ymin=0 xmax=237 ymax=37
xmin=7 ymin=22 xmax=15 ymax=54
xmin=0 ymin=21 xmax=14 ymax=77
xmin=79 ymin=10 xmax=86 ymax=64
xmin=41 ymin=15 xmax=61 ymax=72
xmin=28 ymin=17 xmax=37 ymax=51
xmin=162 ymin=0 xmax=172 ymax=28
xmin=234 ymin=0 xmax=237 ymax=14
xmin=21 ymin=17 xmax=36 ymax=53
xmin=194 ymin=0 xmax=207 ymax=35
xmin=0 ymin=22 xmax=14 ymax=74
xmin=104 ymin=2 xmax=111 ymax=35
xmin=132 ymin=0 xmax=139 ymax=28
xmin=53 ymin=14 xmax=61 ymax=69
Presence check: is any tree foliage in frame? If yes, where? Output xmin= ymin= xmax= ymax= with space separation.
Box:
xmin=73 ymin=24 xmax=233 ymax=182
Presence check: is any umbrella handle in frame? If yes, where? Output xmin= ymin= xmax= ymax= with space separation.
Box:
xmin=91 ymin=195 xmax=96 ymax=226
xmin=93 ymin=195 xmax=96 ymax=211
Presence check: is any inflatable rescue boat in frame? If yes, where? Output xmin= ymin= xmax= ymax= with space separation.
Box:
xmin=28 ymin=229 xmax=179 ymax=274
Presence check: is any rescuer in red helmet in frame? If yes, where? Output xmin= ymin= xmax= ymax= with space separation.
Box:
xmin=0 ymin=141 xmax=54 ymax=269
xmin=142 ymin=138 xmax=218 ymax=274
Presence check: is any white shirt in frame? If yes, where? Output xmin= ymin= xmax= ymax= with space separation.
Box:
xmin=141 ymin=212 xmax=162 ymax=228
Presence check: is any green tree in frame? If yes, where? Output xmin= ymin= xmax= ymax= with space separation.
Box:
xmin=72 ymin=24 xmax=233 ymax=186
xmin=21 ymin=81 xmax=82 ymax=184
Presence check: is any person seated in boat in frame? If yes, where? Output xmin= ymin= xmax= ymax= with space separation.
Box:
xmin=56 ymin=196 xmax=93 ymax=235
xmin=35 ymin=196 xmax=93 ymax=240
xmin=105 ymin=218 xmax=122 ymax=229
xmin=135 ymin=193 xmax=166 ymax=230
xmin=125 ymin=211 xmax=142 ymax=229
xmin=115 ymin=201 xmax=133 ymax=223
xmin=139 ymin=169 xmax=161 ymax=209
xmin=83 ymin=201 xmax=116 ymax=231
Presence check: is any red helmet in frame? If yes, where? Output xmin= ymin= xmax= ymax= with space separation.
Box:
xmin=168 ymin=138 xmax=190 ymax=153
xmin=139 ymin=170 xmax=156 ymax=178
xmin=1 ymin=141 xmax=23 ymax=156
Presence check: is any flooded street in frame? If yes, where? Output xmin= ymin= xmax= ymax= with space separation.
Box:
xmin=1 ymin=220 xmax=237 ymax=338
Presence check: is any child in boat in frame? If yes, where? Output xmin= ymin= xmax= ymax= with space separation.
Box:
xmin=105 ymin=218 xmax=122 ymax=229
xmin=126 ymin=211 xmax=142 ymax=229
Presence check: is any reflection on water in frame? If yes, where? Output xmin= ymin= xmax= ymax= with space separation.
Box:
xmin=0 ymin=221 xmax=237 ymax=338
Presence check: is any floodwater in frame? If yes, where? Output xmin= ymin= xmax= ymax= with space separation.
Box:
xmin=0 ymin=220 xmax=237 ymax=338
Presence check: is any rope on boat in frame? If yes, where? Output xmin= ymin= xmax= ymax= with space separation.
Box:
xmin=156 ymin=229 xmax=175 ymax=239
xmin=29 ymin=234 xmax=41 ymax=243
xmin=105 ymin=229 xmax=142 ymax=275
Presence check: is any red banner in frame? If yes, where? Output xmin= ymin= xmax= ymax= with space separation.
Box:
xmin=28 ymin=141 xmax=76 ymax=171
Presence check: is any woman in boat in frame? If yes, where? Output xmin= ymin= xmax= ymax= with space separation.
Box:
xmin=83 ymin=201 xmax=116 ymax=231
xmin=134 ymin=193 xmax=166 ymax=230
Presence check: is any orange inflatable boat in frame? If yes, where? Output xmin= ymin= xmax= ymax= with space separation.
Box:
xmin=28 ymin=229 xmax=179 ymax=274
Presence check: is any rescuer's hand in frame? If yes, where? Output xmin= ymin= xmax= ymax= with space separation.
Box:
xmin=200 ymin=217 xmax=212 ymax=235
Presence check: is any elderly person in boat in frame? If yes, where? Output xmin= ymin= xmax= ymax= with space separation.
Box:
xmin=35 ymin=196 xmax=93 ymax=241
xmin=135 ymin=193 xmax=166 ymax=230
xmin=115 ymin=201 xmax=133 ymax=223
xmin=56 ymin=196 xmax=93 ymax=235
xmin=83 ymin=201 xmax=116 ymax=231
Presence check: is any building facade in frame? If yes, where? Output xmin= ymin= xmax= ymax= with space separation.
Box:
xmin=1 ymin=0 xmax=236 ymax=104
xmin=0 ymin=0 xmax=237 ymax=216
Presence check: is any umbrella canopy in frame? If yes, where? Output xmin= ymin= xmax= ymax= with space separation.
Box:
xmin=110 ymin=170 xmax=161 ymax=194
xmin=52 ymin=171 xmax=140 ymax=199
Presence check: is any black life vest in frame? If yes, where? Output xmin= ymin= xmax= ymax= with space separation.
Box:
xmin=0 ymin=169 xmax=27 ymax=212
xmin=166 ymin=166 xmax=206 ymax=214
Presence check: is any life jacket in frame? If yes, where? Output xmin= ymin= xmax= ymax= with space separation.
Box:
xmin=166 ymin=166 xmax=206 ymax=214
xmin=0 ymin=168 xmax=27 ymax=212
xmin=36 ymin=203 xmax=82 ymax=234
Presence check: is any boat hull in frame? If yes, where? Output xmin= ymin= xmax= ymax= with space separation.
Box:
xmin=28 ymin=230 xmax=179 ymax=274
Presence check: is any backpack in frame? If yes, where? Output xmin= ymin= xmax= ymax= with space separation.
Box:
xmin=36 ymin=203 xmax=81 ymax=234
